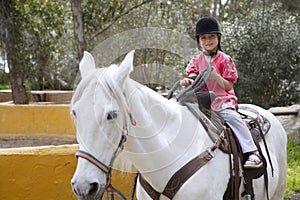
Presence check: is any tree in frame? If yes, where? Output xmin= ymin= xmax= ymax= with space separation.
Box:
xmin=0 ymin=0 xmax=29 ymax=104
xmin=0 ymin=0 xmax=74 ymax=104
xmin=19 ymin=0 xmax=74 ymax=91
xmin=71 ymin=0 xmax=153 ymax=60
xmin=1 ymin=0 xmax=299 ymax=106
xmin=72 ymin=0 xmax=86 ymax=60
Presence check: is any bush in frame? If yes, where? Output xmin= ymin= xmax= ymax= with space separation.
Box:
xmin=0 ymin=70 xmax=9 ymax=89
xmin=222 ymin=7 xmax=300 ymax=108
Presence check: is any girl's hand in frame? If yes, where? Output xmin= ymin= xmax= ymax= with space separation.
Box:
xmin=209 ymin=67 xmax=219 ymax=80
xmin=209 ymin=67 xmax=234 ymax=91
xmin=180 ymin=78 xmax=194 ymax=86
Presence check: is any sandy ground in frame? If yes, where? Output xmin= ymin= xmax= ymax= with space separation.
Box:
xmin=0 ymin=138 xmax=77 ymax=148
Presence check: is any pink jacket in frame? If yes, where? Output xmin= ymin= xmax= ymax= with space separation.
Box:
xmin=186 ymin=51 xmax=238 ymax=111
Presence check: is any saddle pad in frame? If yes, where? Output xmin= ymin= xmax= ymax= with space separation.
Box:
xmin=184 ymin=102 xmax=228 ymax=152
xmin=238 ymin=105 xmax=271 ymax=136
xmin=184 ymin=103 xmax=271 ymax=152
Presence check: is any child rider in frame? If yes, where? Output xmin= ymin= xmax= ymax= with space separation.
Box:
xmin=180 ymin=15 xmax=263 ymax=169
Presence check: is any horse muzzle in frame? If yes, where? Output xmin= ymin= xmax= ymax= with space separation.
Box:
xmin=71 ymin=178 xmax=105 ymax=200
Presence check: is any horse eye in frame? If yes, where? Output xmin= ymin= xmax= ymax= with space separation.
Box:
xmin=107 ymin=110 xmax=118 ymax=120
xmin=71 ymin=110 xmax=76 ymax=118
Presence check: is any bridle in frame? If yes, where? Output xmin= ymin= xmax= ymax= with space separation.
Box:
xmin=74 ymin=71 xmax=137 ymax=199
xmin=75 ymin=111 xmax=136 ymax=199
xmin=75 ymin=133 xmax=129 ymax=199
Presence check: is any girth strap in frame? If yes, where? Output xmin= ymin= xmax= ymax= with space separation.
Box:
xmin=139 ymin=150 xmax=214 ymax=200
xmin=163 ymin=150 xmax=213 ymax=198
xmin=226 ymin=128 xmax=241 ymax=200
xmin=138 ymin=174 xmax=160 ymax=200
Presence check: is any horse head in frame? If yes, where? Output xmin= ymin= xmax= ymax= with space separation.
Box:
xmin=71 ymin=50 xmax=135 ymax=199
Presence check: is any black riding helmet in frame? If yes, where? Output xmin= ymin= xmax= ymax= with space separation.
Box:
xmin=195 ymin=15 xmax=222 ymax=53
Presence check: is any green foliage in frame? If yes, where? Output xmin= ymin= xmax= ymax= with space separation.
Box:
xmin=0 ymin=68 xmax=9 ymax=87
xmin=285 ymin=138 xmax=300 ymax=196
xmin=222 ymin=6 xmax=300 ymax=108
xmin=82 ymin=0 xmax=127 ymax=37
xmin=0 ymin=84 xmax=10 ymax=90
xmin=9 ymin=0 xmax=76 ymax=90
xmin=1 ymin=0 xmax=300 ymax=106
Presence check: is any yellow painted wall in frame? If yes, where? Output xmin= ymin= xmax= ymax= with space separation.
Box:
xmin=0 ymin=145 xmax=136 ymax=200
xmin=0 ymin=104 xmax=136 ymax=200
xmin=0 ymin=104 xmax=75 ymax=140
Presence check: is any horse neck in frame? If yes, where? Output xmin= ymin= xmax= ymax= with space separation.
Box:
xmin=126 ymin=79 xmax=180 ymax=138
xmin=123 ymin=79 xmax=210 ymax=175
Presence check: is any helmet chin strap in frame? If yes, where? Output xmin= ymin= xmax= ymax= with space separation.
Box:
xmin=203 ymin=50 xmax=218 ymax=57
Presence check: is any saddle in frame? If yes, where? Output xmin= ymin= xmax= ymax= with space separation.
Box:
xmin=183 ymin=92 xmax=273 ymax=200
xmin=186 ymin=96 xmax=271 ymax=152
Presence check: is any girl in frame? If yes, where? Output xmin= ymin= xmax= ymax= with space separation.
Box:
xmin=180 ymin=15 xmax=262 ymax=169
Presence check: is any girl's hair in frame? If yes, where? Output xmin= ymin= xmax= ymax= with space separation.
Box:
xmin=217 ymin=34 xmax=222 ymax=51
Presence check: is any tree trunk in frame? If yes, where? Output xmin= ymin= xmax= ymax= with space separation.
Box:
xmin=9 ymin=73 xmax=29 ymax=104
xmin=71 ymin=0 xmax=87 ymax=60
xmin=0 ymin=0 xmax=29 ymax=104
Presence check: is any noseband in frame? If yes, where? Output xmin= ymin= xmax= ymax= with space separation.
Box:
xmin=76 ymin=134 xmax=128 ymax=199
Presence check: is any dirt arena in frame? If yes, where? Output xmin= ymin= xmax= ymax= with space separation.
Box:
xmin=0 ymin=138 xmax=77 ymax=148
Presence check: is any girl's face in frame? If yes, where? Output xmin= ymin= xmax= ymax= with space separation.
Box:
xmin=198 ymin=33 xmax=219 ymax=52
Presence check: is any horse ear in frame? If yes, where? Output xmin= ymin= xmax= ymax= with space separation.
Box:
xmin=79 ymin=51 xmax=96 ymax=78
xmin=114 ymin=50 xmax=135 ymax=84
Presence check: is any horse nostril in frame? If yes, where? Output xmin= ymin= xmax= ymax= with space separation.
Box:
xmin=71 ymin=180 xmax=79 ymax=196
xmin=88 ymin=182 xmax=99 ymax=195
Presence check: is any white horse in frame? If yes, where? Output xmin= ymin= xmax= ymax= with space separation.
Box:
xmin=71 ymin=50 xmax=287 ymax=200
